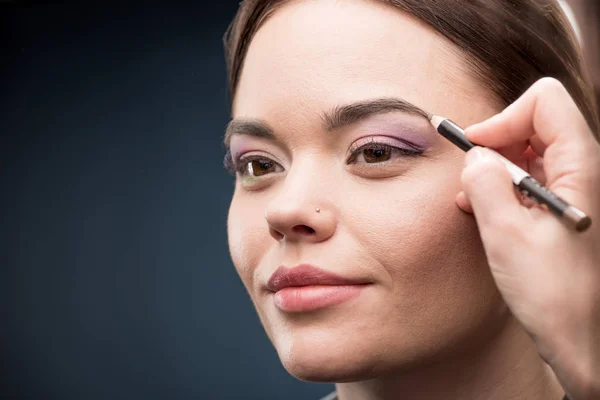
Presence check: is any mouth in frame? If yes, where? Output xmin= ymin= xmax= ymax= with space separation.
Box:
xmin=272 ymin=284 xmax=370 ymax=313
xmin=266 ymin=264 xmax=371 ymax=313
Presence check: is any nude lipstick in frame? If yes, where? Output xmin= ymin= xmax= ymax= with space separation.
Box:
xmin=267 ymin=264 xmax=370 ymax=313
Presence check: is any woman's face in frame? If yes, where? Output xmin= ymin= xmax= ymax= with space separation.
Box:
xmin=227 ymin=0 xmax=508 ymax=381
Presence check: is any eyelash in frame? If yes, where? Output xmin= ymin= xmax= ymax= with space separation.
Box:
xmin=223 ymin=153 xmax=280 ymax=176
xmin=347 ymin=138 xmax=422 ymax=163
xmin=222 ymin=139 xmax=423 ymax=177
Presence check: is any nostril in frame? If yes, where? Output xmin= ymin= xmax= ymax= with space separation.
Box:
xmin=292 ymin=225 xmax=315 ymax=235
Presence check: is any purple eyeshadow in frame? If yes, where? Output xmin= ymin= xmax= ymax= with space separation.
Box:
xmin=356 ymin=119 xmax=434 ymax=151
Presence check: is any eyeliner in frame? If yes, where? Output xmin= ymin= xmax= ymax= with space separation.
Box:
xmin=429 ymin=115 xmax=592 ymax=233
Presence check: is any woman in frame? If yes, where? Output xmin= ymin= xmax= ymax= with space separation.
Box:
xmin=221 ymin=1 xmax=600 ymax=399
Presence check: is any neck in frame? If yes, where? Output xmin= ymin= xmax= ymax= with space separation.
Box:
xmin=335 ymin=316 xmax=565 ymax=400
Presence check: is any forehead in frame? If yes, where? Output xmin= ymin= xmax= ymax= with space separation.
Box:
xmin=233 ymin=0 xmax=497 ymax=125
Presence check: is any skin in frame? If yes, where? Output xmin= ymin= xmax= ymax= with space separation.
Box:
xmin=225 ymin=1 xmax=569 ymax=399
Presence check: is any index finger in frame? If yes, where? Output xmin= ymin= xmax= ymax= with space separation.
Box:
xmin=464 ymin=77 xmax=596 ymax=151
xmin=464 ymin=78 xmax=600 ymax=215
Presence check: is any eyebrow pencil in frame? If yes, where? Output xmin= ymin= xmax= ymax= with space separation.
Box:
xmin=429 ymin=115 xmax=592 ymax=232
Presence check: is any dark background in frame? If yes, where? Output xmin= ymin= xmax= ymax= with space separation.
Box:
xmin=1 ymin=3 xmax=335 ymax=399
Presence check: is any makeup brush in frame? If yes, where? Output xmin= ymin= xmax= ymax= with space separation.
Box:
xmin=429 ymin=115 xmax=592 ymax=232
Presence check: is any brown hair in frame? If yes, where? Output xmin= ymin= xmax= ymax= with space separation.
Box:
xmin=223 ymin=0 xmax=599 ymax=138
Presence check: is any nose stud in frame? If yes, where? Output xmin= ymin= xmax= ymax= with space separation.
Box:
xmin=315 ymin=207 xmax=320 ymax=213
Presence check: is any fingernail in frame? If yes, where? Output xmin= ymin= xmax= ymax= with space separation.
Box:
xmin=465 ymin=147 xmax=486 ymax=165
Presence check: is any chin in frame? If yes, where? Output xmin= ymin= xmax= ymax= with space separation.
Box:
xmin=270 ymin=316 xmax=471 ymax=383
xmin=280 ymin=350 xmax=380 ymax=383
xmin=273 ymin=328 xmax=397 ymax=383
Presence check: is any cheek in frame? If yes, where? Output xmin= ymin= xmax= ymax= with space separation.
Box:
xmin=338 ymin=161 xmax=504 ymax=362
xmin=345 ymin=159 xmax=493 ymax=309
xmin=227 ymin=198 xmax=267 ymax=289
xmin=351 ymin=180 xmax=466 ymax=276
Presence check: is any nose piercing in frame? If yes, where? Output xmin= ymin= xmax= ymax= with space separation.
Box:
xmin=315 ymin=207 xmax=320 ymax=213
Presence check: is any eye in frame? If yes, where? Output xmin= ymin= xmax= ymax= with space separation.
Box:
xmin=235 ymin=155 xmax=283 ymax=177
xmin=362 ymin=146 xmax=393 ymax=163
xmin=347 ymin=139 xmax=422 ymax=165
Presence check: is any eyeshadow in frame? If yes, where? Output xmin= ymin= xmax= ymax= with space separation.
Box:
xmin=229 ymin=112 xmax=435 ymax=158
xmin=355 ymin=118 xmax=435 ymax=151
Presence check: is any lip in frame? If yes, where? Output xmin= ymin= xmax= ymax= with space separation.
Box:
xmin=267 ymin=264 xmax=371 ymax=312
xmin=267 ymin=264 xmax=369 ymax=291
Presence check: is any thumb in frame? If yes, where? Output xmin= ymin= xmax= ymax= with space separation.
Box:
xmin=462 ymin=147 xmax=532 ymax=239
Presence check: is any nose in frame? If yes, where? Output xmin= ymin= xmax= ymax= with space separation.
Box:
xmin=265 ymin=203 xmax=336 ymax=242
xmin=264 ymin=182 xmax=337 ymax=243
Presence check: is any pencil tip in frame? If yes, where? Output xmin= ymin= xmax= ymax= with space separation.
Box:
xmin=429 ymin=115 xmax=444 ymax=130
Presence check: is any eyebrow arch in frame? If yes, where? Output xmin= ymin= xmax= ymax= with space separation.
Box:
xmin=223 ymin=97 xmax=430 ymax=147
xmin=323 ymin=97 xmax=430 ymax=131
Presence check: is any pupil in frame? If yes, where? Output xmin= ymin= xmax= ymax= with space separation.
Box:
xmin=364 ymin=148 xmax=390 ymax=163
xmin=251 ymin=160 xmax=272 ymax=176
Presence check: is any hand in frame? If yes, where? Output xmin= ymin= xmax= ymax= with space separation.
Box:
xmin=456 ymin=78 xmax=600 ymax=400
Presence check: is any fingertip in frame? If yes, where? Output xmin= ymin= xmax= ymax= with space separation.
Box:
xmin=478 ymin=147 xmax=507 ymax=164
xmin=461 ymin=147 xmax=528 ymax=230
xmin=464 ymin=112 xmax=509 ymax=144
xmin=461 ymin=147 xmax=514 ymax=204
xmin=464 ymin=147 xmax=504 ymax=169
xmin=463 ymin=124 xmax=483 ymax=140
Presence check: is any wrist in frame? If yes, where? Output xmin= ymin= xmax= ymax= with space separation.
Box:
xmin=534 ymin=312 xmax=600 ymax=400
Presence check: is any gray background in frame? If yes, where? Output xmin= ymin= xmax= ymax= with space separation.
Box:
xmin=2 ymin=3 xmax=335 ymax=399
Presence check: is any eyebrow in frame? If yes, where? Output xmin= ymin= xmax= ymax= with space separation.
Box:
xmin=223 ymin=97 xmax=430 ymax=147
